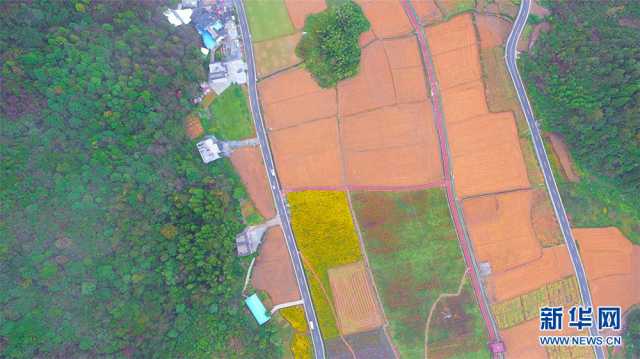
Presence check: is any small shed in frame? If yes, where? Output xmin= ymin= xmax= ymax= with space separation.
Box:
xmin=245 ymin=294 xmax=270 ymax=325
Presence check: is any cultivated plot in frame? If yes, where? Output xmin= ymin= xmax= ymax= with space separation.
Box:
xmin=338 ymin=41 xmax=395 ymax=117
xmin=328 ymin=261 xmax=384 ymax=336
xmin=252 ymin=227 xmax=300 ymax=305
xmin=326 ymin=327 xmax=396 ymax=359
xmin=351 ymin=189 xmax=468 ymax=358
xmin=270 ymin=117 xmax=343 ymax=190
xmin=488 ymin=246 xmax=574 ymax=302
xmin=356 ymin=0 xmax=412 ymax=39
xmin=245 ymin=0 xmax=295 ymax=42
xmin=284 ymin=0 xmax=326 ymax=30
xmin=253 ymin=33 xmax=302 ymax=78
xmin=575 ymin=227 xmax=640 ymax=312
xmin=230 ymin=146 xmax=275 ymax=218
xmin=341 ymin=102 xmax=442 ymax=188
xmin=447 ymin=112 xmax=530 ymax=198
xmin=412 ymin=0 xmax=443 ymax=25
xmin=475 ymin=14 xmax=510 ymax=50
xmin=463 ymin=189 xmax=541 ymax=273
xmin=288 ymin=191 xmax=363 ymax=339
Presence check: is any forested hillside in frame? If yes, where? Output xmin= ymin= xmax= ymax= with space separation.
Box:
xmin=522 ymin=0 xmax=639 ymax=195
xmin=0 ymin=1 xmax=281 ymax=357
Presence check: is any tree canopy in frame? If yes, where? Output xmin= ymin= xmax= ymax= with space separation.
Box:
xmin=295 ymin=0 xmax=370 ymax=88
xmin=521 ymin=0 xmax=640 ymax=197
xmin=0 ymin=1 xmax=282 ymax=357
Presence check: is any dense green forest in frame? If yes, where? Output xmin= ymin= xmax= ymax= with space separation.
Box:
xmin=0 ymin=1 xmax=282 ymax=357
xmin=623 ymin=308 xmax=640 ymax=358
xmin=521 ymin=0 xmax=639 ymax=241
xmin=296 ymin=0 xmax=370 ymax=88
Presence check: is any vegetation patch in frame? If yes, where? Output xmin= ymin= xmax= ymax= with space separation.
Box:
xmin=281 ymin=306 xmax=313 ymax=359
xmin=621 ymin=307 xmax=640 ymax=358
xmin=296 ymin=0 xmax=371 ymax=88
xmin=427 ymin=281 xmax=490 ymax=358
xmin=245 ymin=0 xmax=295 ymax=42
xmin=440 ymin=0 xmax=476 ymax=19
xmin=288 ymin=191 xmax=362 ymax=339
xmin=0 ymin=2 xmax=285 ymax=357
xmin=521 ymin=0 xmax=640 ymax=236
xmin=351 ymin=189 xmax=466 ymax=358
xmin=202 ymin=84 xmax=255 ymax=140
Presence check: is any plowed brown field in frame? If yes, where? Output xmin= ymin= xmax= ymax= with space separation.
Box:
xmin=425 ymin=13 xmax=477 ymax=55
xmin=284 ymin=0 xmax=326 ymax=30
xmin=230 ymin=146 xmax=276 ymax=218
xmin=447 ymin=112 xmax=530 ymax=198
xmin=259 ymin=67 xmax=321 ymax=104
xmin=338 ymin=41 xmax=395 ymax=117
xmin=575 ymin=227 xmax=640 ymax=312
xmin=270 ymin=117 xmax=344 ymax=189
xmin=463 ymin=190 xmax=541 ymax=273
xmin=263 ymin=89 xmax=336 ymax=130
xmin=440 ymin=80 xmax=489 ymax=124
xmin=357 ymin=0 xmax=412 ymax=39
xmin=475 ymin=14 xmax=510 ymax=49
xmin=547 ymin=133 xmax=579 ymax=182
xmin=341 ymin=102 xmax=442 ymax=187
xmin=432 ymin=45 xmax=482 ymax=90
xmin=328 ymin=261 xmax=384 ymax=335
xmin=384 ymin=36 xmax=422 ymax=68
xmin=252 ymin=227 xmax=301 ymax=305
xmin=500 ymin=319 xmax=548 ymax=358
xmin=489 ymin=246 xmax=573 ymax=302
xmin=392 ymin=67 xmax=428 ymax=103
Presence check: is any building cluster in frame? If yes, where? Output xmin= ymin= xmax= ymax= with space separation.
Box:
xmin=165 ymin=0 xmax=248 ymax=95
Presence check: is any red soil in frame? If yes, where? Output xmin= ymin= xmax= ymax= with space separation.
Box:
xmin=463 ymin=190 xmax=542 ymax=273
xmin=230 ymin=146 xmax=276 ymax=218
xmin=431 ymin=44 xmax=483 ymax=90
xmin=500 ymin=319 xmax=548 ymax=358
xmin=425 ymin=13 xmax=477 ymax=56
xmin=269 ymin=117 xmax=344 ymax=190
xmin=338 ymin=41 xmax=395 ymax=117
xmin=489 ymin=245 xmax=574 ymax=302
xmin=252 ymin=226 xmax=301 ymax=305
xmin=356 ymin=0 xmax=413 ymax=39
xmin=575 ymin=227 xmax=640 ymax=313
xmin=262 ymin=89 xmax=337 ymax=130
xmin=440 ymin=80 xmax=489 ymax=125
xmin=383 ymin=36 xmax=422 ymax=69
xmin=284 ymin=0 xmax=326 ymax=30
xmin=340 ymin=102 xmax=442 ymax=187
xmin=447 ymin=112 xmax=530 ymax=198
xmin=258 ymin=67 xmax=322 ymax=104
xmin=475 ymin=14 xmax=511 ymax=49
xmin=392 ymin=67 xmax=428 ymax=103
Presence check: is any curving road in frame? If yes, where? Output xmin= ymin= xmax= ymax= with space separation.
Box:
xmin=505 ymin=1 xmax=604 ymax=358
xmin=233 ymin=1 xmax=325 ymax=358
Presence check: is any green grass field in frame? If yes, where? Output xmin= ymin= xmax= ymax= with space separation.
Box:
xmin=351 ymin=189 xmax=468 ymax=358
xmin=245 ymin=0 xmax=295 ymax=42
xmin=201 ymin=84 xmax=255 ymax=140
xmin=427 ymin=282 xmax=490 ymax=359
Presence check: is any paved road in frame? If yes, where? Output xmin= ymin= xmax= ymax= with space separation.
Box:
xmin=233 ymin=1 xmax=325 ymax=358
xmin=401 ymin=1 xmax=503 ymax=355
xmin=505 ymin=1 xmax=604 ymax=358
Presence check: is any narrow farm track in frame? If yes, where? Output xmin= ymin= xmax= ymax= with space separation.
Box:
xmin=400 ymin=1 xmax=503 ymax=357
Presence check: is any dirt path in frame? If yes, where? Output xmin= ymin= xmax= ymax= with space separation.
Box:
xmin=423 ymin=269 xmax=469 ymax=358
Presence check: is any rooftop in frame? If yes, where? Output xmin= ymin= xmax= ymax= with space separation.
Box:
xmin=245 ymin=294 xmax=270 ymax=325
